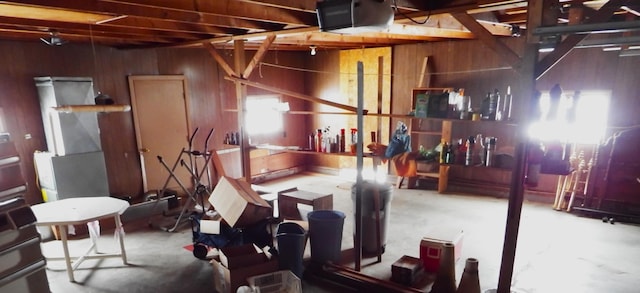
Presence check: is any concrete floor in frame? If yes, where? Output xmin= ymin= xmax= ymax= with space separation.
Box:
xmin=43 ymin=172 xmax=640 ymax=293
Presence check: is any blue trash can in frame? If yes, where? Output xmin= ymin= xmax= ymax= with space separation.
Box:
xmin=276 ymin=222 xmax=307 ymax=278
xmin=307 ymin=210 xmax=345 ymax=264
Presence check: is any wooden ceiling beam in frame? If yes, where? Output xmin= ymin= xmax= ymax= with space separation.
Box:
xmin=394 ymin=0 xmax=477 ymax=12
xmin=280 ymin=30 xmax=451 ymax=43
xmin=112 ymin=17 xmax=243 ymax=36
xmin=243 ymin=34 xmax=276 ymax=79
xmin=5 ymin=0 xmax=281 ymax=31
xmin=236 ymin=0 xmax=316 ymax=13
xmin=452 ymin=11 xmax=522 ymax=68
xmin=226 ymin=76 xmax=362 ymax=113
xmin=536 ymin=0 xmax=631 ymax=79
xmin=204 ymin=42 xmax=237 ymax=78
xmin=0 ymin=16 xmax=208 ymax=41
xmin=496 ymin=13 xmax=528 ymax=24
xmin=174 ymin=26 xmax=319 ymax=48
xmin=104 ymin=0 xmax=317 ymax=25
xmin=397 ymin=0 xmax=529 ymax=22
xmin=0 ymin=27 xmax=162 ymax=46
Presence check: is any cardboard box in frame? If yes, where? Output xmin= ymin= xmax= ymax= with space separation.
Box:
xmin=219 ymin=244 xmax=267 ymax=270
xmin=419 ymin=228 xmax=464 ymax=273
xmin=211 ymin=257 xmax=278 ymax=293
xmin=209 ymin=176 xmax=272 ymax=227
xmin=391 ymin=255 xmax=424 ymax=286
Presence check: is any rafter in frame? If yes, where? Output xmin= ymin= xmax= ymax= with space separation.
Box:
xmin=236 ymin=0 xmax=316 ymax=12
xmin=452 ymin=12 xmax=522 ymax=68
xmin=243 ymin=34 xmax=276 ymax=79
xmin=204 ymin=42 xmax=237 ymax=78
xmin=536 ymin=0 xmax=631 ymax=78
xmin=102 ymin=0 xmax=317 ymax=25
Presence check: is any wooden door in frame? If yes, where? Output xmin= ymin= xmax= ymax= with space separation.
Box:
xmin=128 ymin=75 xmax=192 ymax=194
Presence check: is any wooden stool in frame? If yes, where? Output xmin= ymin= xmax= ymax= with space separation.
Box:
xmin=277 ymin=188 xmax=333 ymax=220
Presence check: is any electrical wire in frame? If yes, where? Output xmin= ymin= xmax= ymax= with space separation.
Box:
xmin=392 ymin=0 xmax=431 ymax=25
xmin=258 ymin=61 xmax=512 ymax=76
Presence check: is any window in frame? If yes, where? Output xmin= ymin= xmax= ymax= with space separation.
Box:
xmin=0 ymin=107 xmax=6 ymax=133
xmin=528 ymin=90 xmax=610 ymax=144
xmin=245 ymin=95 xmax=288 ymax=137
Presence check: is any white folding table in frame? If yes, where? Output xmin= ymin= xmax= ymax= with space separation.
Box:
xmin=30 ymin=197 xmax=129 ymax=282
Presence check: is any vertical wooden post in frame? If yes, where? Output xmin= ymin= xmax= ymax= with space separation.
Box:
xmin=373 ymin=56 xmax=383 ymax=263
xmin=496 ymin=0 xmax=547 ymax=292
xmin=354 ymin=61 xmax=364 ymax=271
xmin=233 ymin=40 xmax=251 ymax=182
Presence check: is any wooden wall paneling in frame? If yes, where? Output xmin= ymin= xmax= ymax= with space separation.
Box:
xmin=247 ymin=52 xmax=308 ymax=145
xmin=157 ymin=48 xmax=223 ymax=150
xmin=2 ymin=27 xmax=640 ymax=203
xmin=204 ymin=46 xmax=309 ymax=180
xmin=305 ymin=50 xmax=341 ymax=167
xmin=337 ymin=48 xmax=391 ymax=172
xmin=609 ymin=54 xmax=640 ymax=127
xmin=249 ymin=152 xmax=304 ymax=176
xmin=97 ymin=47 xmax=153 ymax=200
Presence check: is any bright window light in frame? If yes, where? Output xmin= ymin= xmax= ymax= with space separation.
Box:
xmin=338 ymin=168 xmax=388 ymax=184
xmin=0 ymin=107 xmax=5 ymax=132
xmin=529 ymin=90 xmax=610 ymax=144
xmin=245 ymin=95 xmax=285 ymax=136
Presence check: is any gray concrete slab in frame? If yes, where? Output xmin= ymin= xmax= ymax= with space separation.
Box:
xmin=43 ymin=172 xmax=640 ymax=293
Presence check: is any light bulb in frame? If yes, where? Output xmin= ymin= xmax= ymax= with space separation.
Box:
xmin=310 ymin=46 xmax=317 ymax=56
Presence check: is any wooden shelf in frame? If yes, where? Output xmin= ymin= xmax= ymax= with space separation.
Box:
xmin=410 ymin=116 xmax=518 ymax=127
xmin=286 ymin=149 xmax=378 ymax=158
xmin=412 ymin=130 xmax=442 ymax=135
xmin=416 ymin=171 xmax=439 ymax=178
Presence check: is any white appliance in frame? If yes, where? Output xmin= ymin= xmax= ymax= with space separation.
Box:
xmin=34 ymin=76 xmax=101 ymax=156
xmin=33 ymin=151 xmax=109 ymax=201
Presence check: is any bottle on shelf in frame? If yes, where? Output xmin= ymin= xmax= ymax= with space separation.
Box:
xmin=504 ymin=86 xmax=513 ymax=121
xmin=465 ymin=136 xmax=475 ymax=166
xmin=481 ymin=92 xmax=491 ymax=120
xmin=485 ymin=137 xmax=497 ymax=167
xmin=493 ymin=89 xmax=502 ymax=121
xmin=475 ymin=134 xmax=485 ymax=166
xmin=458 ymin=95 xmax=471 ymax=120
xmin=350 ymin=128 xmax=358 ymax=154
xmin=316 ymin=129 xmax=323 ymax=153
xmin=309 ymin=133 xmax=315 ymax=151
xmin=440 ymin=140 xmax=448 ymax=164
xmin=340 ymin=128 xmax=346 ymax=152
xmin=446 ymin=144 xmax=455 ymax=164
xmin=455 ymin=138 xmax=466 ymax=165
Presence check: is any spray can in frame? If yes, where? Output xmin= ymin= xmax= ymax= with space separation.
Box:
xmin=465 ymin=136 xmax=475 ymax=166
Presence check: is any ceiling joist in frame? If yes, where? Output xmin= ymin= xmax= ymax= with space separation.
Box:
xmin=0 ymin=0 xmax=635 ymax=52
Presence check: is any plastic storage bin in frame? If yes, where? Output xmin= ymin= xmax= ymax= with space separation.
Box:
xmin=247 ymin=270 xmax=301 ymax=293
